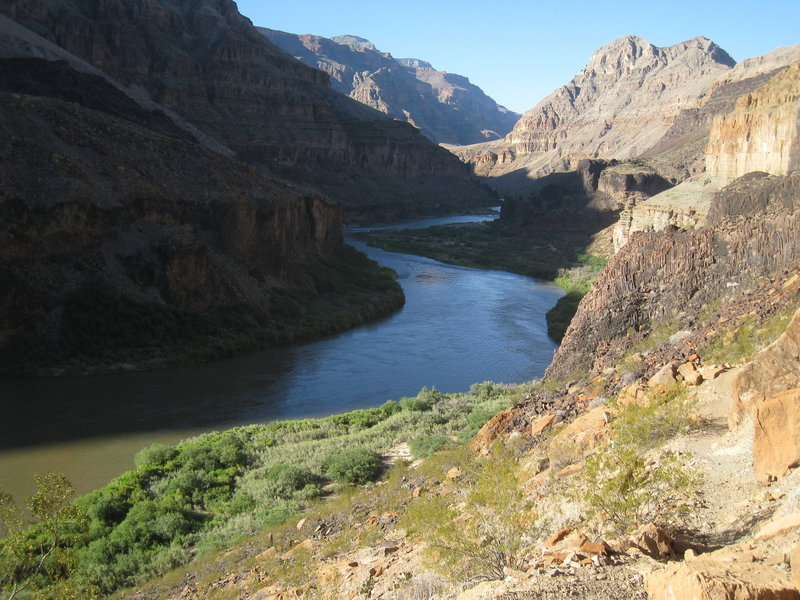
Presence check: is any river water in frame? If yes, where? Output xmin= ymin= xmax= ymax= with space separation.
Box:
xmin=0 ymin=214 xmax=562 ymax=500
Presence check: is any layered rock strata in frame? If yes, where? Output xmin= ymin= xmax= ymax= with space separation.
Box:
xmin=0 ymin=17 xmax=403 ymax=374
xmin=706 ymin=60 xmax=800 ymax=179
xmin=1 ymin=0 xmax=493 ymax=219
xmin=613 ymin=61 xmax=800 ymax=252
xmin=455 ymin=37 xmax=736 ymax=187
xmin=547 ymin=171 xmax=800 ymax=380
xmin=453 ymin=39 xmax=799 ymax=202
xmin=259 ymin=29 xmax=519 ymax=146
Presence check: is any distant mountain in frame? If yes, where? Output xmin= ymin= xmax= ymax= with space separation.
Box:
xmin=3 ymin=0 xmax=492 ymax=220
xmin=259 ymin=28 xmax=519 ymax=145
xmin=453 ymin=36 xmax=800 ymax=194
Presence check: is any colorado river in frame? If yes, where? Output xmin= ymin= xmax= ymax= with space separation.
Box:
xmin=0 ymin=214 xmax=562 ymax=500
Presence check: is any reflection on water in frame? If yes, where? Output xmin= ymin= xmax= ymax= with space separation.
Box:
xmin=0 ymin=213 xmax=563 ymax=499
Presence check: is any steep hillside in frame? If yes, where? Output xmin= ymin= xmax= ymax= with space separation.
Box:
xmin=0 ymin=15 xmax=402 ymax=375
xmin=1 ymin=0 xmax=493 ymax=220
xmin=259 ymin=29 xmax=519 ymax=145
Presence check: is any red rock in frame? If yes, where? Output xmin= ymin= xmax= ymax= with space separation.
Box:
xmin=469 ymin=407 xmax=517 ymax=454
xmin=545 ymin=527 xmax=574 ymax=548
xmin=678 ymin=361 xmax=704 ymax=386
xmin=754 ymin=388 xmax=800 ymax=482
xmin=646 ymin=556 xmax=800 ymax=600
xmin=730 ymin=309 xmax=800 ymax=429
xmin=648 ymin=362 xmax=678 ymax=390
xmin=530 ymin=413 xmax=557 ymax=436
xmin=635 ymin=523 xmax=672 ymax=558
xmin=578 ymin=540 xmax=612 ymax=556
xmin=554 ymin=464 xmax=584 ymax=479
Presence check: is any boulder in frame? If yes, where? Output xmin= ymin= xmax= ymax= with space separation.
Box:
xmin=754 ymin=388 xmax=800 ymax=482
xmin=646 ymin=557 xmax=800 ymax=600
xmin=530 ymin=413 xmax=557 ymax=436
xmin=618 ymin=383 xmax=649 ymax=408
xmin=730 ymin=309 xmax=800 ymax=429
xmin=547 ymin=406 xmax=610 ymax=468
xmin=678 ymin=361 xmax=704 ymax=386
xmin=469 ymin=407 xmax=516 ymax=454
xmin=635 ymin=523 xmax=673 ymax=558
xmin=648 ymin=362 xmax=678 ymax=390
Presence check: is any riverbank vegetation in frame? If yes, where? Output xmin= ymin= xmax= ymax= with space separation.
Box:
xmin=357 ymin=221 xmax=608 ymax=341
xmin=0 ymin=382 xmax=524 ymax=598
xmin=1 ymin=245 xmax=403 ymax=377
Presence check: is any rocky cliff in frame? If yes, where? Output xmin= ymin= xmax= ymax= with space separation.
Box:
xmin=0 ymin=14 xmax=403 ymax=375
xmin=259 ymin=28 xmax=519 ymax=146
xmin=613 ymin=61 xmax=800 ymax=251
xmin=548 ymin=169 xmax=800 ymax=380
xmin=456 ymin=37 xmax=735 ymax=186
xmin=2 ymin=0 xmax=493 ymax=219
xmin=454 ymin=38 xmax=799 ymax=199
xmin=706 ymin=60 xmax=800 ymax=179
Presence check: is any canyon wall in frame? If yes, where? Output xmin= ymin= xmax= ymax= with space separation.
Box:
xmin=260 ymin=29 xmax=519 ymax=146
xmin=1 ymin=0 xmax=493 ymax=218
xmin=706 ymin=61 xmax=800 ymax=179
xmin=0 ymin=14 xmax=403 ymax=375
xmin=614 ymin=61 xmax=800 ymax=251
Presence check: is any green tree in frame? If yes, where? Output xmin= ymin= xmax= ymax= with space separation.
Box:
xmin=0 ymin=473 xmax=98 ymax=600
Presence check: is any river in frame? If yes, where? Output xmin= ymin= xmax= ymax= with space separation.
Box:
xmin=0 ymin=214 xmax=562 ymax=501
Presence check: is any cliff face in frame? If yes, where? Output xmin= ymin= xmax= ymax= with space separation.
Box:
xmin=259 ymin=28 xmax=519 ymax=146
xmin=613 ymin=61 xmax=800 ymax=251
xmin=454 ymin=39 xmax=799 ymax=200
xmin=706 ymin=61 xmax=800 ymax=179
xmin=0 ymin=16 xmax=403 ymax=375
xmin=459 ymin=37 xmax=735 ymax=184
xmin=2 ymin=0 xmax=493 ymax=217
xmin=548 ymin=171 xmax=800 ymax=379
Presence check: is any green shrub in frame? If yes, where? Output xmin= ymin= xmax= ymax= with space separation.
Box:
xmin=613 ymin=385 xmax=695 ymax=449
xmin=324 ymin=448 xmax=383 ymax=484
xmin=403 ymin=444 xmax=541 ymax=582
xmin=399 ymin=387 xmax=442 ymax=411
xmin=457 ymin=406 xmax=498 ymax=442
xmin=409 ymin=436 xmax=452 ymax=460
xmin=577 ymin=446 xmax=697 ymax=534
xmin=134 ymin=443 xmax=179 ymax=468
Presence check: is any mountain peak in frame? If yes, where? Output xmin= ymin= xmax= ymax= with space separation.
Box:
xmin=330 ymin=35 xmax=375 ymax=51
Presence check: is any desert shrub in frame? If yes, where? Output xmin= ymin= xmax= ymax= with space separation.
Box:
xmin=468 ymin=381 xmax=511 ymax=400
xmin=324 ymin=448 xmax=383 ymax=484
xmin=134 ymin=443 xmax=179 ymax=468
xmin=456 ymin=406 xmax=498 ymax=442
xmin=577 ymin=446 xmax=697 ymax=534
xmin=404 ymin=444 xmax=541 ymax=582
xmin=409 ymin=436 xmax=451 ymax=460
xmin=262 ymin=464 xmax=320 ymax=499
xmin=399 ymin=387 xmax=442 ymax=411
xmin=613 ymin=385 xmax=696 ymax=449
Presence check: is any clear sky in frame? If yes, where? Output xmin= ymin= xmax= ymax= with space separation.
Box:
xmin=234 ymin=0 xmax=800 ymax=114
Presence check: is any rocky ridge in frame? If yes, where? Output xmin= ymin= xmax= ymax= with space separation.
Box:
xmin=613 ymin=60 xmax=800 ymax=251
xmin=452 ymin=38 xmax=799 ymax=200
xmin=259 ymin=28 xmax=519 ymax=146
xmin=1 ymin=0 xmax=493 ymax=220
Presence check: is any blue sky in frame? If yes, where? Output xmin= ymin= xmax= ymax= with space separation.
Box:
xmin=235 ymin=0 xmax=800 ymax=114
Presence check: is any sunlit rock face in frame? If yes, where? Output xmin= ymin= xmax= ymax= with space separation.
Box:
xmin=259 ymin=28 xmax=520 ymax=146
xmin=706 ymin=61 xmax=800 ymax=180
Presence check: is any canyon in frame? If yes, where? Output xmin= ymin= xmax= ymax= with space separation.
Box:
xmin=1 ymin=5 xmax=800 ymax=597
xmin=260 ymin=29 xmax=519 ymax=146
